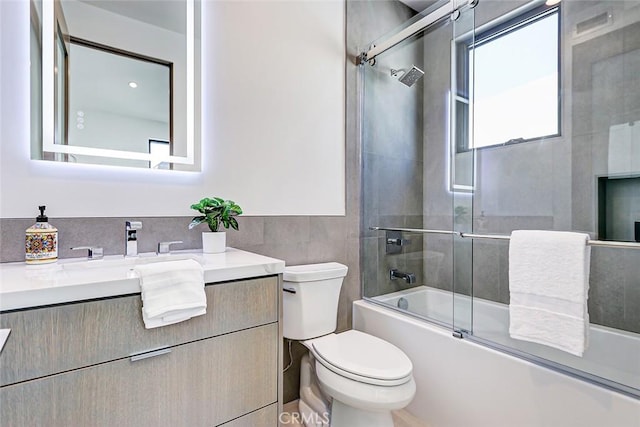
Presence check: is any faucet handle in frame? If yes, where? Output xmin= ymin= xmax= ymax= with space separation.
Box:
xmin=71 ymin=246 xmax=104 ymax=260
xmin=126 ymin=221 xmax=142 ymax=230
xmin=157 ymin=241 xmax=183 ymax=254
xmin=389 ymin=268 xmax=416 ymax=284
xmin=387 ymin=237 xmax=411 ymax=246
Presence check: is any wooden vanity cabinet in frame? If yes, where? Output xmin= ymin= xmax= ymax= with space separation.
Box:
xmin=0 ymin=276 xmax=283 ymax=427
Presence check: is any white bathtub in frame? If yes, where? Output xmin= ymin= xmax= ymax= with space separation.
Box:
xmin=372 ymin=285 xmax=640 ymax=391
xmin=354 ymin=289 xmax=640 ymax=427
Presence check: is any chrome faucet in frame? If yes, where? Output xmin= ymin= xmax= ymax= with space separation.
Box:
xmin=390 ymin=269 xmax=416 ymax=284
xmin=125 ymin=221 xmax=142 ymax=257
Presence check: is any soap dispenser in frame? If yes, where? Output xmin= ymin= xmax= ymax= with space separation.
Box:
xmin=25 ymin=206 xmax=58 ymax=264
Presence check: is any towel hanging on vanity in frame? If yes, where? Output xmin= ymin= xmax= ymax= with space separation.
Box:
xmin=508 ymin=230 xmax=591 ymax=357
xmin=134 ymin=259 xmax=206 ymax=329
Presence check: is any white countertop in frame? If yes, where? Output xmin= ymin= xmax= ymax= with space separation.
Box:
xmin=0 ymin=248 xmax=285 ymax=311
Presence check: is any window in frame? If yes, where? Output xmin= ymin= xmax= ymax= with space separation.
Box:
xmin=461 ymin=5 xmax=561 ymax=150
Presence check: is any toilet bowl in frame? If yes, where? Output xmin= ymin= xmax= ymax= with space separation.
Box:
xmin=283 ymin=263 xmax=416 ymax=427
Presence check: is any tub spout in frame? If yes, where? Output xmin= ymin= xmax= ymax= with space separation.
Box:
xmin=390 ymin=269 xmax=416 ymax=284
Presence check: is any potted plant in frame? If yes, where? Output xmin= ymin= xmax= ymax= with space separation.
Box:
xmin=189 ymin=197 xmax=242 ymax=253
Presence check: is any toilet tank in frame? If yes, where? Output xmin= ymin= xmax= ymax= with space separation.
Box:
xmin=283 ymin=262 xmax=348 ymax=340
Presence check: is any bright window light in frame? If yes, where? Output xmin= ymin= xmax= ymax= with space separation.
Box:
xmin=470 ymin=7 xmax=560 ymax=149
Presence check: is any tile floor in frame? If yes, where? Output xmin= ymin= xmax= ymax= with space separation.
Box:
xmin=281 ymin=400 xmax=430 ymax=427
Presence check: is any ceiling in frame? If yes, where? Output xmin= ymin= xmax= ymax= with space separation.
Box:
xmin=400 ymin=0 xmax=440 ymax=12
xmin=76 ymin=0 xmax=186 ymax=34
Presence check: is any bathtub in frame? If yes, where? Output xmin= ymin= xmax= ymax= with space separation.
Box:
xmin=354 ymin=287 xmax=640 ymax=427
xmin=372 ymin=285 xmax=640 ymax=391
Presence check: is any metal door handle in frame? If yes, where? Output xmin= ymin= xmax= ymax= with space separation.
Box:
xmin=130 ymin=347 xmax=172 ymax=362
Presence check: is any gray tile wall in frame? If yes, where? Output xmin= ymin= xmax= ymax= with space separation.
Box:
xmin=567 ymin=3 xmax=640 ymax=333
xmin=572 ymin=18 xmax=640 ymax=234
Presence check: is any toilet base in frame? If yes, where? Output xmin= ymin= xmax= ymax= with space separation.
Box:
xmin=299 ymin=399 xmax=329 ymax=427
xmin=299 ymin=353 xmax=330 ymax=427
xmin=299 ymin=352 xmax=408 ymax=427
xmin=330 ymin=399 xmax=394 ymax=427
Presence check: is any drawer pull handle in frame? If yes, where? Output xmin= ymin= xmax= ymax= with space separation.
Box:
xmin=283 ymin=287 xmax=296 ymax=294
xmin=130 ymin=347 xmax=172 ymax=362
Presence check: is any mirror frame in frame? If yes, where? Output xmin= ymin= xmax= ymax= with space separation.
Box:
xmin=41 ymin=0 xmax=197 ymax=166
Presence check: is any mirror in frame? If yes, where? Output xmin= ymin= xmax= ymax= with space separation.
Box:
xmin=30 ymin=0 xmax=201 ymax=170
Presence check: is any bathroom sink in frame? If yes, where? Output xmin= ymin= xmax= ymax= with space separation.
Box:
xmin=60 ymin=252 xmax=204 ymax=271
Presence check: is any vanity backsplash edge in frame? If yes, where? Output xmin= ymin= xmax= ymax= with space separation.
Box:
xmin=0 ymin=217 xmax=199 ymax=263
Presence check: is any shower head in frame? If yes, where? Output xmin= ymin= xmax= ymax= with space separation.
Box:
xmin=399 ymin=66 xmax=424 ymax=87
xmin=391 ymin=65 xmax=425 ymax=87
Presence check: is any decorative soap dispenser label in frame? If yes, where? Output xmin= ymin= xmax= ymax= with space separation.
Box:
xmin=25 ymin=206 xmax=58 ymax=264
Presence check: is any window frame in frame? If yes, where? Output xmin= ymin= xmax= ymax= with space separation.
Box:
xmin=457 ymin=3 xmax=562 ymax=153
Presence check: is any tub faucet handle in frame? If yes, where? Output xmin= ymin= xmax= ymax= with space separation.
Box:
xmin=387 ymin=237 xmax=411 ymax=246
xmin=126 ymin=221 xmax=142 ymax=231
xmin=390 ymin=269 xmax=416 ymax=284
xmin=385 ymin=231 xmax=410 ymax=254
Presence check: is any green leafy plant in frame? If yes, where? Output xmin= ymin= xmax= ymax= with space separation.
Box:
xmin=188 ymin=197 xmax=243 ymax=232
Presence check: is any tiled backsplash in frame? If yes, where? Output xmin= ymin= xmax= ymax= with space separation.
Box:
xmin=1 ymin=217 xmax=197 ymax=262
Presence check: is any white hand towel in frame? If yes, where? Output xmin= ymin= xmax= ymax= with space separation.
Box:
xmin=508 ymin=230 xmax=591 ymax=357
xmin=134 ymin=259 xmax=206 ymax=329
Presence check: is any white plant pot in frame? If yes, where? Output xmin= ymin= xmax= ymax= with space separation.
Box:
xmin=202 ymin=231 xmax=226 ymax=254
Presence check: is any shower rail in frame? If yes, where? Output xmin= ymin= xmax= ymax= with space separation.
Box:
xmin=369 ymin=226 xmax=640 ymax=250
xmin=364 ymin=1 xmax=454 ymax=61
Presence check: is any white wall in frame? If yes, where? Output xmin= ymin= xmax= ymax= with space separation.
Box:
xmin=0 ymin=0 xmax=345 ymax=218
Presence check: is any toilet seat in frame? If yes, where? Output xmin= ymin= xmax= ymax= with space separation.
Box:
xmin=307 ymin=330 xmax=413 ymax=387
xmin=314 ymin=355 xmax=417 ymax=412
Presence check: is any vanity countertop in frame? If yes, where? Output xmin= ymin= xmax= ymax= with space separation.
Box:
xmin=0 ymin=248 xmax=285 ymax=311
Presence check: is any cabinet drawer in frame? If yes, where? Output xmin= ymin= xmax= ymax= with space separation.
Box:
xmin=0 ymin=276 xmax=279 ymax=386
xmin=0 ymin=324 xmax=278 ymax=427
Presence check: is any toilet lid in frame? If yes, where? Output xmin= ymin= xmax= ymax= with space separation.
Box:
xmin=283 ymin=262 xmax=348 ymax=282
xmin=311 ymin=330 xmax=412 ymax=382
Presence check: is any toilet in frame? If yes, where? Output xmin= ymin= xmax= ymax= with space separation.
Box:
xmin=283 ymin=262 xmax=416 ymax=427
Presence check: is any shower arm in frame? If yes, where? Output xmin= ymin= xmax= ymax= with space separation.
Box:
xmin=369 ymin=226 xmax=640 ymax=250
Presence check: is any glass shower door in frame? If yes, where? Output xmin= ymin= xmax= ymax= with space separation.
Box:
xmin=361 ymin=0 xmax=476 ymax=332
xmin=360 ymin=21 xmax=435 ymax=322
xmin=451 ymin=2 xmax=476 ymax=336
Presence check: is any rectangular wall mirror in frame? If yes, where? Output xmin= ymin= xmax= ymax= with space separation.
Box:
xmin=30 ymin=0 xmax=201 ymax=170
